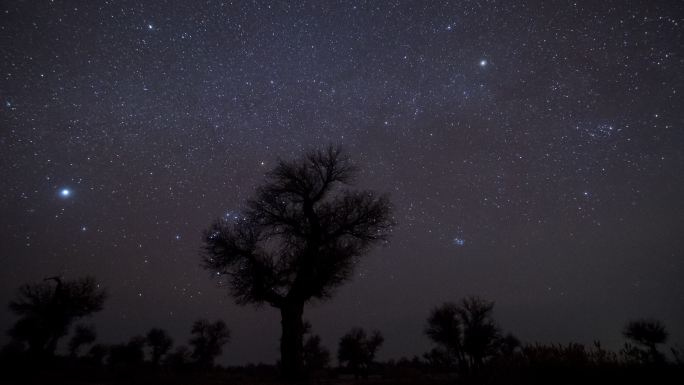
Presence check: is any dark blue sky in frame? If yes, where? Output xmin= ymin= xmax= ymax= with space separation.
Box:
xmin=1 ymin=0 xmax=683 ymax=365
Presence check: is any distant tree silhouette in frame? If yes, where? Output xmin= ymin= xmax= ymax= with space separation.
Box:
xmin=460 ymin=297 xmax=501 ymax=369
xmin=300 ymin=320 xmax=330 ymax=372
xmin=68 ymin=323 xmax=96 ymax=357
xmin=108 ymin=336 xmax=146 ymax=367
xmin=189 ymin=319 xmax=230 ymax=367
xmin=622 ymin=319 xmax=668 ymax=364
xmin=7 ymin=276 xmax=106 ymax=357
xmin=303 ymin=334 xmax=330 ymax=372
xmin=426 ymin=297 xmax=504 ymax=373
xmin=426 ymin=302 xmax=463 ymax=369
xmin=202 ymin=146 xmax=393 ymax=380
xmin=164 ymin=345 xmax=191 ymax=369
xmin=497 ymin=332 xmax=521 ymax=356
xmin=337 ymin=327 xmax=384 ymax=378
xmin=146 ymin=328 xmax=173 ymax=365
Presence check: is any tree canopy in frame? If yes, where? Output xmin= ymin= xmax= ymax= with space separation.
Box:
xmin=189 ymin=319 xmax=230 ymax=367
xmin=8 ymin=276 xmax=106 ymax=357
xmin=202 ymin=146 xmax=393 ymax=307
xmin=426 ymin=296 xmax=506 ymax=372
xmin=338 ymin=327 xmax=384 ymax=378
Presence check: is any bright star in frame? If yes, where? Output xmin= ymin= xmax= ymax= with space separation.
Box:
xmin=479 ymin=59 xmax=487 ymax=67
xmin=60 ymin=188 xmax=71 ymax=197
xmin=147 ymin=24 xmax=153 ymax=30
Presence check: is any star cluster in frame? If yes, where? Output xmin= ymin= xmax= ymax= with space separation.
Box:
xmin=1 ymin=0 xmax=683 ymax=364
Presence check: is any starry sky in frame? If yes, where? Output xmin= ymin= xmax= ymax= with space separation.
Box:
xmin=1 ymin=0 xmax=683 ymax=365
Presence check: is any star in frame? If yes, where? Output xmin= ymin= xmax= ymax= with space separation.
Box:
xmin=59 ymin=188 xmax=71 ymax=198
xmin=479 ymin=59 xmax=488 ymax=67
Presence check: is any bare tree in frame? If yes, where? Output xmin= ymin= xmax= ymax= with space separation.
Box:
xmin=303 ymin=334 xmax=330 ymax=373
xmin=459 ymin=297 xmax=501 ymax=370
xmin=146 ymin=328 xmax=173 ymax=365
xmin=189 ymin=319 xmax=230 ymax=367
xmin=337 ymin=327 xmax=384 ymax=378
xmin=7 ymin=276 xmax=106 ymax=357
xmin=202 ymin=146 xmax=393 ymax=380
xmin=426 ymin=302 xmax=465 ymax=370
xmin=425 ymin=297 xmax=504 ymax=373
xmin=623 ymin=319 xmax=668 ymax=364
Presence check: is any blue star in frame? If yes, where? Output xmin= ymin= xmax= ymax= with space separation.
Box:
xmin=59 ymin=188 xmax=71 ymax=198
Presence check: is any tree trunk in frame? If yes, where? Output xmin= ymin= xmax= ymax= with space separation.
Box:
xmin=280 ymin=301 xmax=305 ymax=382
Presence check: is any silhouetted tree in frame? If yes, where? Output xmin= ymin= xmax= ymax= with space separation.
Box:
xmin=202 ymin=146 xmax=393 ymax=380
xmin=303 ymin=334 xmax=330 ymax=372
xmin=7 ymin=276 xmax=106 ymax=357
xmin=164 ymin=345 xmax=191 ymax=369
xmin=337 ymin=327 xmax=384 ymax=378
xmin=622 ymin=319 xmax=668 ymax=364
xmin=301 ymin=321 xmax=330 ymax=372
xmin=425 ymin=297 xmax=504 ymax=373
xmin=497 ymin=332 xmax=521 ymax=356
xmin=426 ymin=302 xmax=464 ymax=370
xmin=460 ymin=297 xmax=501 ymax=369
xmin=146 ymin=328 xmax=173 ymax=365
xmin=108 ymin=336 xmax=146 ymax=367
xmin=68 ymin=323 xmax=96 ymax=357
xmin=189 ymin=319 xmax=230 ymax=367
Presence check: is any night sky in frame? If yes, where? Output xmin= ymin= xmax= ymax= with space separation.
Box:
xmin=1 ymin=0 xmax=683 ymax=365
